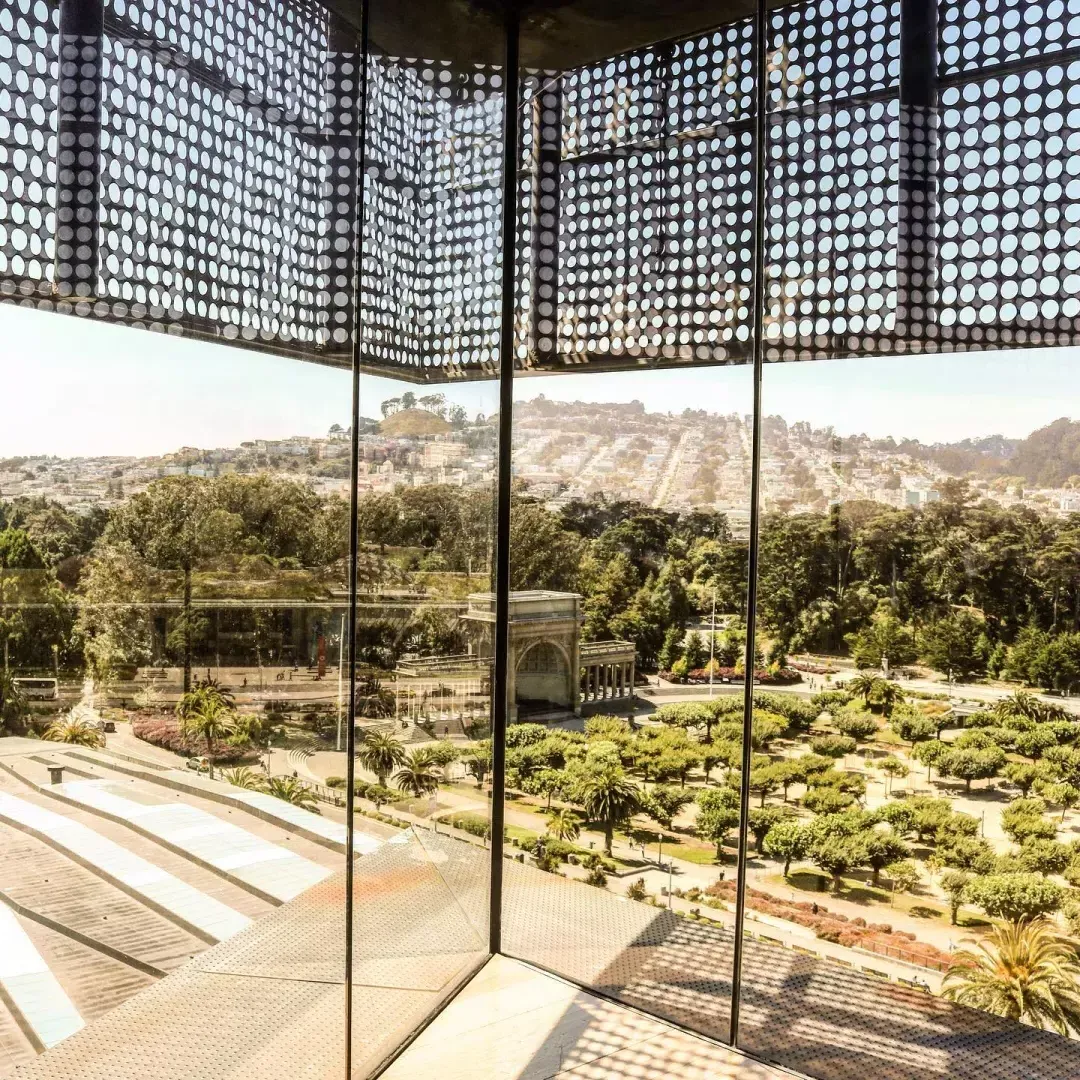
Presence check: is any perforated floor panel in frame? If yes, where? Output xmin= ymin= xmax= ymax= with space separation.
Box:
xmin=500 ymin=858 xmax=1080 ymax=1080
xmin=12 ymin=830 xmax=488 ymax=1080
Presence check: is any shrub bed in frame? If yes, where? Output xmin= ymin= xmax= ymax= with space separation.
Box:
xmin=705 ymin=881 xmax=954 ymax=969
xmin=660 ymin=667 xmax=802 ymax=686
xmin=131 ymin=712 xmax=254 ymax=764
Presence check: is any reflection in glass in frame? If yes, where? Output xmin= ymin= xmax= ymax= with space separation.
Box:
xmin=0 ymin=315 xmax=351 ymax=1073
xmin=348 ymin=376 xmax=499 ymax=1067
xmin=500 ymin=365 xmax=754 ymax=1047
xmin=737 ymin=351 xmax=1080 ymax=1079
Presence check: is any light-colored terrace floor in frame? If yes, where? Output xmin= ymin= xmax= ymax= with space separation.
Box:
xmin=382 ymin=954 xmax=787 ymax=1080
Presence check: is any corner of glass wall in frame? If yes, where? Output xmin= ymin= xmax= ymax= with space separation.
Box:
xmin=346 ymin=0 xmax=509 ymax=1071
xmin=496 ymin=0 xmax=760 ymax=1053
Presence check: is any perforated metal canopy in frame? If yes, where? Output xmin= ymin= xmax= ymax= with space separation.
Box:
xmin=2 ymin=0 xmax=1076 ymax=382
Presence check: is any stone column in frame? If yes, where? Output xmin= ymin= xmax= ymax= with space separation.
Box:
xmin=572 ymin=636 xmax=582 ymax=716
xmin=507 ymin=646 xmax=518 ymax=724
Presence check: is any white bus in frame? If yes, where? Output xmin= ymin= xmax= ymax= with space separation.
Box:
xmin=13 ymin=677 xmax=58 ymax=701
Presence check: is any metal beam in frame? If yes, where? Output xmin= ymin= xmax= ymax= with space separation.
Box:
xmin=729 ymin=0 xmax=767 ymax=1047
xmin=53 ymin=0 xmax=104 ymax=304
xmin=488 ymin=8 xmax=520 ymax=958
xmin=896 ymin=0 xmax=939 ymax=346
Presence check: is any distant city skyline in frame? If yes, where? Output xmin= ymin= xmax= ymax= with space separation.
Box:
xmin=3 ymin=301 xmax=1078 ymax=456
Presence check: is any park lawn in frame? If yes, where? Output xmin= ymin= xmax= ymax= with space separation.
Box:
xmin=441 ymin=781 xmax=488 ymax=799
xmin=874 ymin=729 xmax=906 ymax=747
xmin=672 ymin=844 xmax=724 ymax=866
xmin=651 ymin=833 xmax=722 ymax=865
xmin=768 ymin=869 xmax=991 ymax=929
xmin=774 ymin=869 xmax=900 ymax=906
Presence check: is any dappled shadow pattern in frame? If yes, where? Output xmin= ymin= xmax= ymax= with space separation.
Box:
xmin=14 ymin=829 xmax=488 ymax=1080
xmin=501 ymin=858 xmax=1080 ymax=1080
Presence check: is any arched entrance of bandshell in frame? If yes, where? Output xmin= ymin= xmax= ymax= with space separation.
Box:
xmin=514 ymin=640 xmax=573 ymax=714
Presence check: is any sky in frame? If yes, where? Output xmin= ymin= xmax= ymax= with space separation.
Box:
xmin=1 ymin=301 xmax=1077 ymax=457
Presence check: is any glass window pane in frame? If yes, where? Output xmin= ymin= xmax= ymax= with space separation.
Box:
xmin=0 ymin=310 xmax=352 ymax=1076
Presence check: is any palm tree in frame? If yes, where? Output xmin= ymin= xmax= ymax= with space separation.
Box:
xmin=874 ymin=680 xmax=903 ymax=717
xmin=394 ymin=750 xmax=440 ymax=798
xmin=222 ymin=766 xmax=264 ymax=790
xmin=263 ymin=776 xmax=319 ymax=812
xmin=577 ymin=766 xmax=640 ymax=856
xmin=942 ymin=919 xmax=1080 ymax=1035
xmin=176 ymin=684 xmax=236 ymax=780
xmin=546 ymin=807 xmax=580 ymax=843
xmin=848 ymin=671 xmax=883 ymax=706
xmin=992 ymin=691 xmax=1066 ymax=728
xmin=42 ymin=713 xmax=105 ymax=748
xmin=357 ymin=730 xmax=407 ymax=786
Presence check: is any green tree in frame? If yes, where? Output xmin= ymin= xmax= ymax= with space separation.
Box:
xmin=697 ymin=804 xmax=740 ymax=860
xmin=861 ymin=829 xmax=910 ymax=886
xmin=748 ymin=805 xmax=793 ymax=853
xmin=640 ymin=785 xmax=695 ymax=829
xmin=811 ymin=835 xmax=861 ymax=892
xmin=809 ymin=734 xmax=856 ymax=759
xmin=1002 ymin=761 xmax=1044 ymax=798
xmin=918 ymin=609 xmax=986 ymax=680
xmin=834 ymin=711 xmax=878 ymax=742
xmin=42 ymin=711 xmax=105 ymax=748
xmin=357 ymin=730 xmax=407 ymax=787
xmin=847 ymin=604 xmax=916 ymax=669
xmin=889 ymin=709 xmax=938 ymax=747
xmin=683 ymin=630 xmax=707 ymax=670
xmin=0 ymin=671 xmax=26 ymax=734
xmin=394 ymin=751 xmax=441 ymax=798
xmin=965 ymin=874 xmax=1064 ymax=921
xmin=222 ymin=766 xmax=264 ymax=790
xmin=1019 ymin=838 xmax=1072 ymax=877
xmin=748 ymin=763 xmax=786 ymax=807
xmin=940 ymin=869 xmax=972 ymax=925
xmin=1001 ymin=799 xmax=1057 ymax=844
xmin=511 ymin=500 xmax=585 ymax=593
xmin=1043 ymin=782 xmax=1080 ymax=822
xmin=1014 ymin=725 xmax=1060 ymax=761
xmin=75 ymin=540 xmax=153 ymax=683
xmin=907 ymin=797 xmax=953 ymax=841
xmin=938 ymin=746 xmax=1006 ymax=793
xmin=0 ymin=528 xmax=41 ymax=674
xmin=106 ymin=477 xmax=242 ymax=692
xmin=763 ymin=819 xmax=811 ymax=876
xmin=545 ymin=807 xmax=581 ymax=843
xmin=940 ymin=835 xmax=994 ymax=873
xmin=887 ymin=860 xmax=921 ymax=894
xmin=658 ymin=626 xmax=684 ymax=672
xmin=877 ymin=755 xmax=909 ymax=794
xmin=942 ymin=919 xmax=1080 ymax=1035
xmin=802 ymin=786 xmax=856 ymax=814
xmin=847 ymin=671 xmax=884 ymax=706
